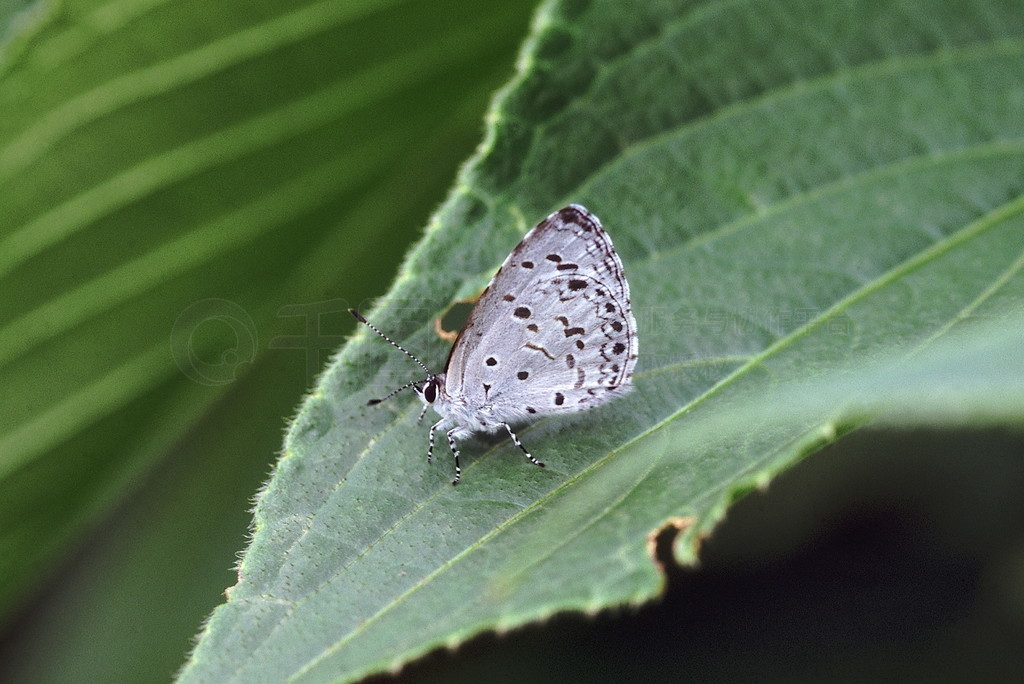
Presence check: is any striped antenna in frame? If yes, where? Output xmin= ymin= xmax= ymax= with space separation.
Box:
xmin=364 ymin=378 xmax=421 ymax=406
xmin=349 ymin=309 xmax=432 ymax=405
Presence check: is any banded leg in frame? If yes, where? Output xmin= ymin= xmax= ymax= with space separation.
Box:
xmin=427 ymin=419 xmax=442 ymax=464
xmin=501 ymin=423 xmax=544 ymax=469
xmin=445 ymin=427 xmax=462 ymax=485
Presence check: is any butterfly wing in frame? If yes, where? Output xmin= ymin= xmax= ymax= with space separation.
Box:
xmin=444 ymin=205 xmax=637 ymax=416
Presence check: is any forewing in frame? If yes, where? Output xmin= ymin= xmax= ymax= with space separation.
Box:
xmin=444 ymin=205 xmax=637 ymax=415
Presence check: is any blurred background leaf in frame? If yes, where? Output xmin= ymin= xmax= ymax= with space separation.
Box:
xmin=0 ymin=0 xmax=536 ymax=681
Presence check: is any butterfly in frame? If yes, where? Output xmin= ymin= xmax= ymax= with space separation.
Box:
xmin=351 ymin=204 xmax=637 ymax=484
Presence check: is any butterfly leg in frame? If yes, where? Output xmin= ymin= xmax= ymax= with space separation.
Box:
xmin=445 ymin=427 xmax=462 ymax=485
xmin=427 ymin=419 xmax=443 ymax=464
xmin=501 ymin=423 xmax=545 ymax=469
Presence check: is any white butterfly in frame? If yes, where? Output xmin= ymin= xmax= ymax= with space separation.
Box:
xmin=352 ymin=205 xmax=637 ymax=484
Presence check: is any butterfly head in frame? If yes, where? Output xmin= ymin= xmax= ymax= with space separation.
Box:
xmin=413 ymin=373 xmax=449 ymax=406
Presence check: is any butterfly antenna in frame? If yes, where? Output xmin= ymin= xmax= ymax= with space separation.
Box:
xmin=364 ymin=378 xmax=421 ymax=406
xmin=349 ymin=308 xmax=432 ymax=375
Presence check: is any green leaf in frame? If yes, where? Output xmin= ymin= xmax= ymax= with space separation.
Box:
xmin=0 ymin=0 xmax=535 ymax=681
xmin=177 ymin=0 xmax=1024 ymax=680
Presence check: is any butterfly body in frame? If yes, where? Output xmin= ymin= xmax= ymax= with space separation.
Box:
xmin=415 ymin=374 xmax=536 ymax=437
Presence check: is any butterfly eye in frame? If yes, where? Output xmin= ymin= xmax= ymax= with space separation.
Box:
xmin=423 ymin=379 xmax=437 ymax=403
